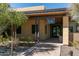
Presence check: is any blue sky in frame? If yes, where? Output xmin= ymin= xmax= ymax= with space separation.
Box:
xmin=10 ymin=3 xmax=70 ymax=9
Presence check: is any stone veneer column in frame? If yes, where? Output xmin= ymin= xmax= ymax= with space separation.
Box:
xmin=63 ymin=16 xmax=69 ymax=45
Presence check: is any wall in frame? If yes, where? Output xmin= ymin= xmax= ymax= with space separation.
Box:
xmin=21 ymin=17 xmax=48 ymax=40
xmin=15 ymin=6 xmax=45 ymax=12
xmin=21 ymin=16 xmax=63 ymax=40
xmin=73 ymin=32 xmax=79 ymax=41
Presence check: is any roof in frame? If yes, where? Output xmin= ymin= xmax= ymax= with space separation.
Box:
xmin=24 ymin=8 xmax=67 ymax=14
xmin=25 ymin=8 xmax=68 ymax=16
xmin=14 ymin=6 xmax=68 ymax=16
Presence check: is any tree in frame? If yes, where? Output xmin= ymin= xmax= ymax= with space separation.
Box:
xmin=0 ymin=4 xmax=10 ymax=34
xmin=0 ymin=3 xmax=28 ymax=55
xmin=69 ymin=4 xmax=79 ymax=33
xmin=69 ymin=3 xmax=79 ymax=23
xmin=9 ymin=10 xmax=28 ymax=56
xmin=69 ymin=4 xmax=79 ymax=49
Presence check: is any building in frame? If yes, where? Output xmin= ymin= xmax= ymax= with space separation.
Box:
xmin=15 ymin=6 xmax=79 ymax=45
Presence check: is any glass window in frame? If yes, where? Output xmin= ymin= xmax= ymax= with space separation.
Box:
xmin=46 ymin=17 xmax=55 ymax=24
xmin=32 ymin=25 xmax=38 ymax=34
xmin=69 ymin=26 xmax=73 ymax=32
xmin=76 ymin=24 xmax=79 ymax=32
xmin=17 ymin=26 xmax=21 ymax=34
xmin=45 ymin=25 xmax=47 ymax=34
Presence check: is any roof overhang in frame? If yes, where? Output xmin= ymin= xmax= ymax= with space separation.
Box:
xmin=26 ymin=11 xmax=68 ymax=17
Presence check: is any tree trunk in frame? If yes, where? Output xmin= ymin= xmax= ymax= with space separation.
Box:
xmin=13 ymin=25 xmax=17 ymax=48
xmin=10 ymin=24 xmax=14 ymax=56
xmin=11 ymin=24 xmax=17 ymax=56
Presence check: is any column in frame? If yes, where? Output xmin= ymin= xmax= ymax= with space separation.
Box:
xmin=63 ymin=16 xmax=69 ymax=45
xmin=35 ymin=16 xmax=40 ymax=43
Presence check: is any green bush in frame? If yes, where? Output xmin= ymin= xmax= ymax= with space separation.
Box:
xmin=70 ymin=40 xmax=79 ymax=48
xmin=19 ymin=36 xmax=35 ymax=47
xmin=19 ymin=36 xmax=34 ymax=43
xmin=0 ymin=35 xmax=10 ymax=46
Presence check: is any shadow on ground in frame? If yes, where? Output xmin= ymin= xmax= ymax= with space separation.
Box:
xmin=25 ymin=43 xmax=59 ymax=56
xmin=40 ymin=38 xmax=62 ymax=43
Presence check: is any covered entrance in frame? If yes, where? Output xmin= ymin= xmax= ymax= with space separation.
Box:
xmin=50 ymin=24 xmax=61 ymax=38
xmin=46 ymin=16 xmax=63 ymax=43
xmin=26 ymin=10 xmax=69 ymax=45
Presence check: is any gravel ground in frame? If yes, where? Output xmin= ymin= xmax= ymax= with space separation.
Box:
xmin=0 ymin=43 xmax=63 ymax=56
xmin=60 ymin=45 xmax=79 ymax=56
xmin=0 ymin=46 xmax=29 ymax=56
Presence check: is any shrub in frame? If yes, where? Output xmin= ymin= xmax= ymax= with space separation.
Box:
xmin=19 ymin=36 xmax=34 ymax=47
xmin=0 ymin=35 xmax=10 ymax=46
xmin=19 ymin=36 xmax=34 ymax=43
xmin=70 ymin=40 xmax=79 ymax=48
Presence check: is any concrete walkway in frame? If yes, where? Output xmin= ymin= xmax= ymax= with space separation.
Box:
xmin=17 ymin=41 xmax=63 ymax=56
xmin=17 ymin=38 xmax=63 ymax=56
xmin=32 ymin=43 xmax=63 ymax=56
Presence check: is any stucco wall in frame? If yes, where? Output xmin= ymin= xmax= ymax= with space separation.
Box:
xmin=63 ymin=16 xmax=69 ymax=45
xmin=73 ymin=33 xmax=79 ymax=41
xmin=21 ymin=17 xmax=48 ymax=40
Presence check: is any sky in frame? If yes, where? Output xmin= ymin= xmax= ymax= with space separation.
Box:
xmin=10 ymin=3 xmax=70 ymax=9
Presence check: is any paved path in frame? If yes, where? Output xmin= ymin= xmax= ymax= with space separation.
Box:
xmin=17 ymin=42 xmax=63 ymax=56
xmin=32 ymin=43 xmax=63 ymax=56
xmin=17 ymin=38 xmax=63 ymax=56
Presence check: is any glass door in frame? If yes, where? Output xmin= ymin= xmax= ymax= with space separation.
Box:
xmin=50 ymin=24 xmax=61 ymax=38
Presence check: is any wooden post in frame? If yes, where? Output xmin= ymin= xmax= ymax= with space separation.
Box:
xmin=35 ymin=17 xmax=37 ymax=43
xmin=35 ymin=16 xmax=40 ymax=43
xmin=46 ymin=17 xmax=49 ymax=39
xmin=37 ymin=16 xmax=40 ymax=42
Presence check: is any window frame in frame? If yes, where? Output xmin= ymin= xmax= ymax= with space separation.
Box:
xmin=76 ymin=24 xmax=79 ymax=32
xmin=32 ymin=24 xmax=38 ymax=34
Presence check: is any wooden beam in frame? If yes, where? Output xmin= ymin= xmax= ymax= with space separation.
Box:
xmin=26 ymin=11 xmax=68 ymax=16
